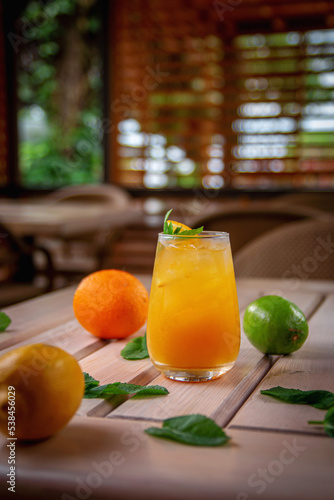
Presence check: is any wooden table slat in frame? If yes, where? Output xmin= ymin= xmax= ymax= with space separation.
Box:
xmin=81 ymin=283 xmax=265 ymax=421
xmin=110 ymin=286 xmax=324 ymax=423
xmin=109 ymin=348 xmax=272 ymax=424
xmin=0 ymin=277 xmax=333 ymax=500
xmin=0 ymin=287 xmax=76 ymax=350
xmin=0 ymin=319 xmax=105 ymax=360
xmin=229 ymin=294 xmax=334 ymax=435
xmin=1 ymin=416 xmax=332 ymax=500
xmin=77 ymin=325 xmax=158 ymax=417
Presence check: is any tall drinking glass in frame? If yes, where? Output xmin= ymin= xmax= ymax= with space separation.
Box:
xmin=147 ymin=231 xmax=240 ymax=382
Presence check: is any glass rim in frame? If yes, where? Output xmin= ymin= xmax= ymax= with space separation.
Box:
xmin=158 ymin=230 xmax=230 ymax=239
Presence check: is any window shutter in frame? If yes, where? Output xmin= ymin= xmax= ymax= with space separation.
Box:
xmin=109 ymin=0 xmax=334 ymax=191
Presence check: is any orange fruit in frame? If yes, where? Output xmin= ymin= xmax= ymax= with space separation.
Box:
xmin=73 ymin=269 xmax=149 ymax=339
xmin=167 ymin=220 xmax=192 ymax=232
xmin=0 ymin=343 xmax=84 ymax=441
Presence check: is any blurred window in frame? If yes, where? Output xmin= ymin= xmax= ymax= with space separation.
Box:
xmin=110 ymin=1 xmax=334 ymax=191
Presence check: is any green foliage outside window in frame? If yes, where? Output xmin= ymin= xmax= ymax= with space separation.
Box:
xmin=17 ymin=0 xmax=103 ymax=187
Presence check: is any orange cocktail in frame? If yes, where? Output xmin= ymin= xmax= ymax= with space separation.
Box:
xmin=147 ymin=231 xmax=240 ymax=381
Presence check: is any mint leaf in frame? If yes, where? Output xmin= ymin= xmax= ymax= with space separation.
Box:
xmin=261 ymin=386 xmax=334 ymax=410
xmin=163 ymin=209 xmax=173 ymax=234
xmin=121 ymin=333 xmax=149 ymax=360
xmin=0 ymin=312 xmax=11 ymax=332
xmin=145 ymin=414 xmax=230 ymax=446
xmin=84 ymin=372 xmax=100 ymax=395
xmin=85 ymin=382 xmax=169 ymax=399
xmin=167 ymin=222 xmax=174 ymax=234
xmin=177 ymin=227 xmax=204 ymax=236
xmin=83 ymin=372 xmax=168 ymax=399
xmin=309 ymin=406 xmax=334 ymax=437
xmin=323 ymin=407 xmax=334 ymax=437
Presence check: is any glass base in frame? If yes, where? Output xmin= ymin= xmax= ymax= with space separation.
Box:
xmin=152 ymin=361 xmax=236 ymax=382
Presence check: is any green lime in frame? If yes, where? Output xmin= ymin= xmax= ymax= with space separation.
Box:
xmin=243 ymin=295 xmax=308 ymax=355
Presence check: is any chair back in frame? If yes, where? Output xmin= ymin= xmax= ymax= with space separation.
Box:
xmin=44 ymin=184 xmax=131 ymax=209
xmin=234 ymin=217 xmax=334 ymax=280
xmin=192 ymin=205 xmax=324 ymax=253
xmin=271 ymin=192 xmax=334 ymax=214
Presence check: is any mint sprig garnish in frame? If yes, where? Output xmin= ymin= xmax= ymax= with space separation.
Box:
xmin=83 ymin=372 xmax=168 ymax=399
xmin=0 ymin=312 xmax=11 ymax=332
xmin=261 ymin=386 xmax=334 ymax=410
xmin=145 ymin=414 xmax=230 ymax=446
xmin=163 ymin=209 xmax=203 ymax=236
xmin=121 ymin=333 xmax=149 ymax=360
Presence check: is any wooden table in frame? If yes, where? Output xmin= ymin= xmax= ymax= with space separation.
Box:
xmin=0 ymin=199 xmax=142 ymax=238
xmin=0 ymin=277 xmax=333 ymax=500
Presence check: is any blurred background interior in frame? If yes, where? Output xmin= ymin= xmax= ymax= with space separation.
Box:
xmin=0 ymin=0 xmax=334 ymax=307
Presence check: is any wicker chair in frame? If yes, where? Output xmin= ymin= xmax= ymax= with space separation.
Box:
xmin=271 ymin=192 xmax=334 ymax=215
xmin=39 ymin=184 xmax=132 ymax=281
xmin=44 ymin=183 xmax=131 ymax=208
xmin=192 ymin=205 xmax=325 ymax=254
xmin=234 ymin=217 xmax=334 ymax=280
xmin=0 ymin=222 xmax=54 ymax=308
